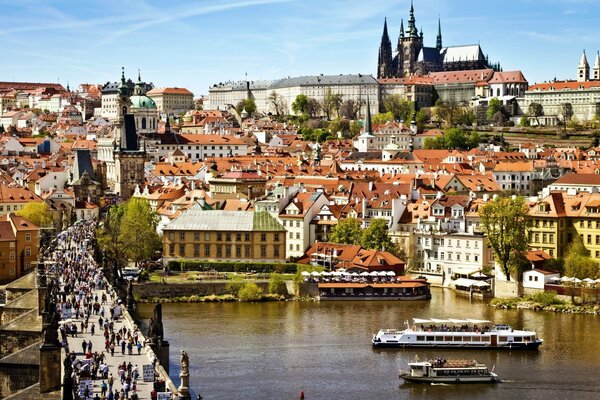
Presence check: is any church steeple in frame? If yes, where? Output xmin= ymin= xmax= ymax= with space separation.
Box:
xmin=364 ymin=95 xmax=372 ymax=135
xmin=377 ymin=18 xmax=393 ymax=79
xmin=407 ymin=0 xmax=417 ymax=37
xmin=134 ymin=69 xmax=145 ymax=96
xmin=593 ymin=51 xmax=600 ymax=81
xmin=436 ymin=17 xmax=442 ymax=50
xmin=578 ymin=49 xmax=590 ymax=82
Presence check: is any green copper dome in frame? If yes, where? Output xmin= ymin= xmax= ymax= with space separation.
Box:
xmin=129 ymin=95 xmax=157 ymax=109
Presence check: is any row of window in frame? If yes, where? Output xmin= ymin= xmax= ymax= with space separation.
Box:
xmin=417 ymin=250 xmax=479 ymax=262
xmin=170 ymin=231 xmax=280 ymax=243
xmin=169 ymin=243 xmax=280 ymax=258
xmin=161 ymin=145 xmax=240 ymax=151
xmin=0 ymin=204 xmax=24 ymax=212
xmin=417 ymin=237 xmax=480 ymax=248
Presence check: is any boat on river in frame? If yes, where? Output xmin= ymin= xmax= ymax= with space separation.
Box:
xmin=399 ymin=357 xmax=499 ymax=384
xmin=372 ymin=318 xmax=543 ymax=350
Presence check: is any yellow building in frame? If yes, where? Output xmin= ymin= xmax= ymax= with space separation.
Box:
xmin=0 ymin=213 xmax=40 ymax=283
xmin=146 ymin=87 xmax=194 ymax=115
xmin=528 ymin=191 xmax=600 ymax=260
xmin=0 ymin=185 xmax=44 ymax=215
xmin=162 ymin=206 xmax=286 ymax=264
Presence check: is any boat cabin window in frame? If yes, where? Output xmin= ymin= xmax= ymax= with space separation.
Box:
xmin=416 ymin=336 xmax=426 ymax=341
xmin=435 ymin=336 xmax=444 ymax=341
xmin=514 ymin=337 xmax=522 ymax=342
xmin=499 ymin=336 xmax=508 ymax=342
xmin=426 ymin=336 xmax=435 ymax=341
xmin=495 ymin=324 xmax=511 ymax=331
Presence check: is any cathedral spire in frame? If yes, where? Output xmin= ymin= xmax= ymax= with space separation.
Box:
xmin=578 ymin=49 xmax=590 ymax=82
xmin=436 ymin=17 xmax=442 ymax=50
xmin=407 ymin=0 xmax=417 ymax=37
xmin=377 ymin=18 xmax=393 ymax=79
xmin=593 ymin=51 xmax=600 ymax=81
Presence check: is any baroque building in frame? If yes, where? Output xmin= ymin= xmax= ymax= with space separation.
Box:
xmin=97 ymin=69 xmax=147 ymax=199
xmin=377 ymin=1 xmax=498 ymax=78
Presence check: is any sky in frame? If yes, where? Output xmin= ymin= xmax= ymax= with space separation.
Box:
xmin=0 ymin=0 xmax=599 ymax=97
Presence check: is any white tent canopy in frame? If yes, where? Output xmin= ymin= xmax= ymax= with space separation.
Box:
xmin=301 ymin=271 xmax=311 ymax=276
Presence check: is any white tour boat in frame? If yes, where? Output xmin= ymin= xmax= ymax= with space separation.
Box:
xmin=399 ymin=357 xmax=499 ymax=384
xmin=372 ymin=318 xmax=543 ymax=350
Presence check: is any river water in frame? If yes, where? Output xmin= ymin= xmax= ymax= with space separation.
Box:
xmin=137 ymin=288 xmax=600 ymax=400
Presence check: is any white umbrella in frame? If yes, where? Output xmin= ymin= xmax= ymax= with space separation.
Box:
xmin=595 ymin=279 xmax=600 ymax=284
xmin=369 ymin=271 xmax=379 ymax=276
xmin=301 ymin=271 xmax=311 ymax=276
xmin=351 ymin=272 xmax=359 ymax=277
xmin=311 ymin=271 xmax=321 ymax=277
xmin=560 ymin=276 xmax=572 ymax=282
xmin=583 ymin=278 xmax=595 ymax=283
xmin=470 ymin=271 xmax=488 ymax=278
xmin=573 ymin=278 xmax=582 ymax=283
xmin=386 ymin=271 xmax=396 ymax=276
xmin=359 ymin=272 xmax=370 ymax=277
xmin=321 ymin=271 xmax=332 ymax=276
xmin=331 ymin=271 xmax=342 ymax=277
xmin=377 ymin=271 xmax=388 ymax=276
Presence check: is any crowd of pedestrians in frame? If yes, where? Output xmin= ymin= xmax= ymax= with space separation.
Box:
xmin=46 ymin=221 xmax=153 ymax=400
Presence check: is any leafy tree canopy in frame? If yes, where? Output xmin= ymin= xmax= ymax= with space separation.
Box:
xmin=329 ymin=217 xmax=362 ymax=245
xmin=16 ymin=202 xmax=53 ymax=227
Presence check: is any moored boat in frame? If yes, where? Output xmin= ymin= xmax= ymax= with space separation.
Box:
xmin=399 ymin=357 xmax=499 ymax=384
xmin=372 ymin=318 xmax=543 ymax=350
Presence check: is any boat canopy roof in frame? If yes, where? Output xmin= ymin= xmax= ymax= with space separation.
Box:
xmin=413 ymin=318 xmax=491 ymax=325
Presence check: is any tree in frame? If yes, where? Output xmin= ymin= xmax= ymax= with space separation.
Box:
xmin=306 ymin=97 xmax=321 ymax=118
xmin=292 ymin=94 xmax=309 ymax=116
xmin=322 ymin=88 xmax=343 ymax=120
xmin=327 ymin=118 xmax=351 ymax=137
xmin=372 ymin=112 xmax=395 ymax=125
xmin=519 ymin=116 xmax=531 ymax=127
xmin=479 ymin=196 xmax=529 ymax=281
xmin=360 ymin=218 xmax=396 ymax=252
xmin=268 ymin=91 xmax=286 ymax=116
xmin=564 ymin=237 xmax=600 ymax=279
xmin=383 ymin=94 xmax=413 ymax=121
xmin=118 ymin=198 xmax=162 ymax=268
xmin=268 ymin=273 xmax=288 ymax=296
xmin=339 ymin=99 xmax=363 ymax=120
xmin=423 ymin=128 xmax=479 ymax=150
xmin=493 ymin=111 xmax=508 ymax=127
xmin=238 ymin=282 xmax=263 ymax=301
xmin=457 ymin=108 xmax=476 ymax=126
xmin=486 ymin=97 xmax=502 ymax=121
xmin=528 ymin=102 xmax=543 ymax=126
xmin=97 ymin=203 xmax=128 ymax=269
xmin=329 ymin=218 xmax=362 ymax=245
xmin=236 ymin=98 xmax=256 ymax=116
xmin=16 ymin=202 xmax=53 ymax=227
xmin=433 ymin=99 xmax=461 ymax=127
xmin=415 ymin=109 xmax=428 ymax=131
xmin=350 ymin=121 xmax=362 ymax=137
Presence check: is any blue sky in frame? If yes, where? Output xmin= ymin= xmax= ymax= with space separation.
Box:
xmin=0 ymin=0 xmax=598 ymax=97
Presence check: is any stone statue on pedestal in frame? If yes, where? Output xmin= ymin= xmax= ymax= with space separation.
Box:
xmin=63 ymin=352 xmax=74 ymax=400
xmin=43 ymin=310 xmax=60 ymax=346
xmin=178 ymin=350 xmax=191 ymax=399
xmin=147 ymin=302 xmax=164 ymax=345
xmin=126 ymin=279 xmax=135 ymax=312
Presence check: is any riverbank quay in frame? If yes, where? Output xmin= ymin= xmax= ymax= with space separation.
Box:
xmin=40 ymin=221 xmax=181 ymax=400
xmin=490 ymin=291 xmax=600 ymax=315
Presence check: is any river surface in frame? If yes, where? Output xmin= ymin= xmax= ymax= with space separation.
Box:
xmin=137 ymin=288 xmax=600 ymax=400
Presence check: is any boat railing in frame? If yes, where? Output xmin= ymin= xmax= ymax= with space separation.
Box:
xmin=413 ymin=324 xmax=492 ymax=333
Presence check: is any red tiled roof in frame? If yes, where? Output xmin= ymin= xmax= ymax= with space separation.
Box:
xmin=529 ymin=81 xmax=600 ymax=91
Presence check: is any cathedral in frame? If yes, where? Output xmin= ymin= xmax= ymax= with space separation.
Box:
xmin=377 ymin=1 xmax=500 ymax=79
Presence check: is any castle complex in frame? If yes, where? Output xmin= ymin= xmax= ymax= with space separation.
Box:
xmin=377 ymin=1 xmax=499 ymax=79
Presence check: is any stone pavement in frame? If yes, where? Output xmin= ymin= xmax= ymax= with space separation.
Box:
xmin=61 ymin=285 xmax=158 ymax=399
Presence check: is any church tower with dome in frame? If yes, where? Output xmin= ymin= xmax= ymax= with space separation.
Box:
xmin=129 ymin=70 xmax=159 ymax=136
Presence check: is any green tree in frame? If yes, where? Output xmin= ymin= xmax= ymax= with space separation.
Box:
xmin=564 ymin=237 xmax=600 ymax=279
xmin=433 ymin=99 xmax=461 ymax=127
xmin=383 ymin=94 xmax=413 ymax=121
xmin=16 ymin=202 xmax=53 ymax=227
xmin=268 ymin=273 xmax=288 ymax=295
xmin=322 ymin=88 xmax=343 ymax=120
xmin=372 ymin=112 xmax=395 ymax=125
xmin=350 ymin=120 xmax=362 ymax=137
xmin=238 ymin=282 xmax=263 ymax=301
xmin=487 ymin=97 xmax=502 ymax=121
xmin=97 ymin=203 xmax=128 ymax=269
xmin=423 ymin=128 xmax=479 ymax=150
xmin=329 ymin=218 xmax=362 ymax=245
xmin=236 ymin=98 xmax=257 ymax=116
xmin=292 ymin=94 xmax=309 ymax=116
xmin=415 ymin=109 xmax=428 ymax=131
xmin=519 ymin=116 xmax=531 ymax=127
xmin=226 ymin=275 xmax=246 ymax=296
xmin=306 ymin=97 xmax=321 ymax=118
xmin=479 ymin=196 xmax=529 ymax=281
xmin=118 ymin=198 xmax=162 ymax=267
xmin=327 ymin=118 xmax=351 ymax=136
xmin=360 ymin=218 xmax=395 ymax=252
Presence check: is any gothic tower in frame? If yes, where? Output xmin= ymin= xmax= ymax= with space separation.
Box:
xmin=113 ymin=68 xmax=146 ymax=199
xmin=593 ymin=51 xmax=600 ymax=81
xmin=377 ymin=18 xmax=393 ymax=79
xmin=578 ymin=49 xmax=590 ymax=82
xmin=400 ymin=0 xmax=423 ymax=76
xmin=436 ymin=17 xmax=442 ymax=51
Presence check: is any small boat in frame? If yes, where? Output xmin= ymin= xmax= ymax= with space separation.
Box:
xmin=372 ymin=318 xmax=543 ymax=350
xmin=399 ymin=357 xmax=499 ymax=384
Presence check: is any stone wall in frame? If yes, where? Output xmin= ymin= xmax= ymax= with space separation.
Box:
xmin=135 ymin=282 xmax=270 ymax=299
xmin=0 ymin=342 xmax=40 ymax=398
xmin=0 ymin=330 xmax=41 ymax=359
xmin=494 ymin=279 xmax=522 ymax=298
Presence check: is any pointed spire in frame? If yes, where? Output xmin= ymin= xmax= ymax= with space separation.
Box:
xmin=137 ymin=68 xmax=142 ymax=83
xmin=118 ymin=67 xmax=128 ymax=96
xmin=399 ymin=19 xmax=405 ymax=39
xmin=436 ymin=17 xmax=442 ymax=49
xmin=595 ymin=51 xmax=600 ymax=68
xmin=579 ymin=49 xmax=589 ymax=67
xmin=382 ymin=17 xmax=390 ymax=42
xmin=364 ymin=96 xmax=372 ymax=135
xmin=407 ymin=0 xmax=417 ymax=36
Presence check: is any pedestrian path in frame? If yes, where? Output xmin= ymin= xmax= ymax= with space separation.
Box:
xmin=47 ymin=221 xmax=172 ymax=400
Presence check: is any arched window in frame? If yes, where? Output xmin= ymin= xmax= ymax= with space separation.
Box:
xmin=141 ymin=117 xmax=147 ymax=129
xmin=496 ymin=88 xmax=500 ymax=97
